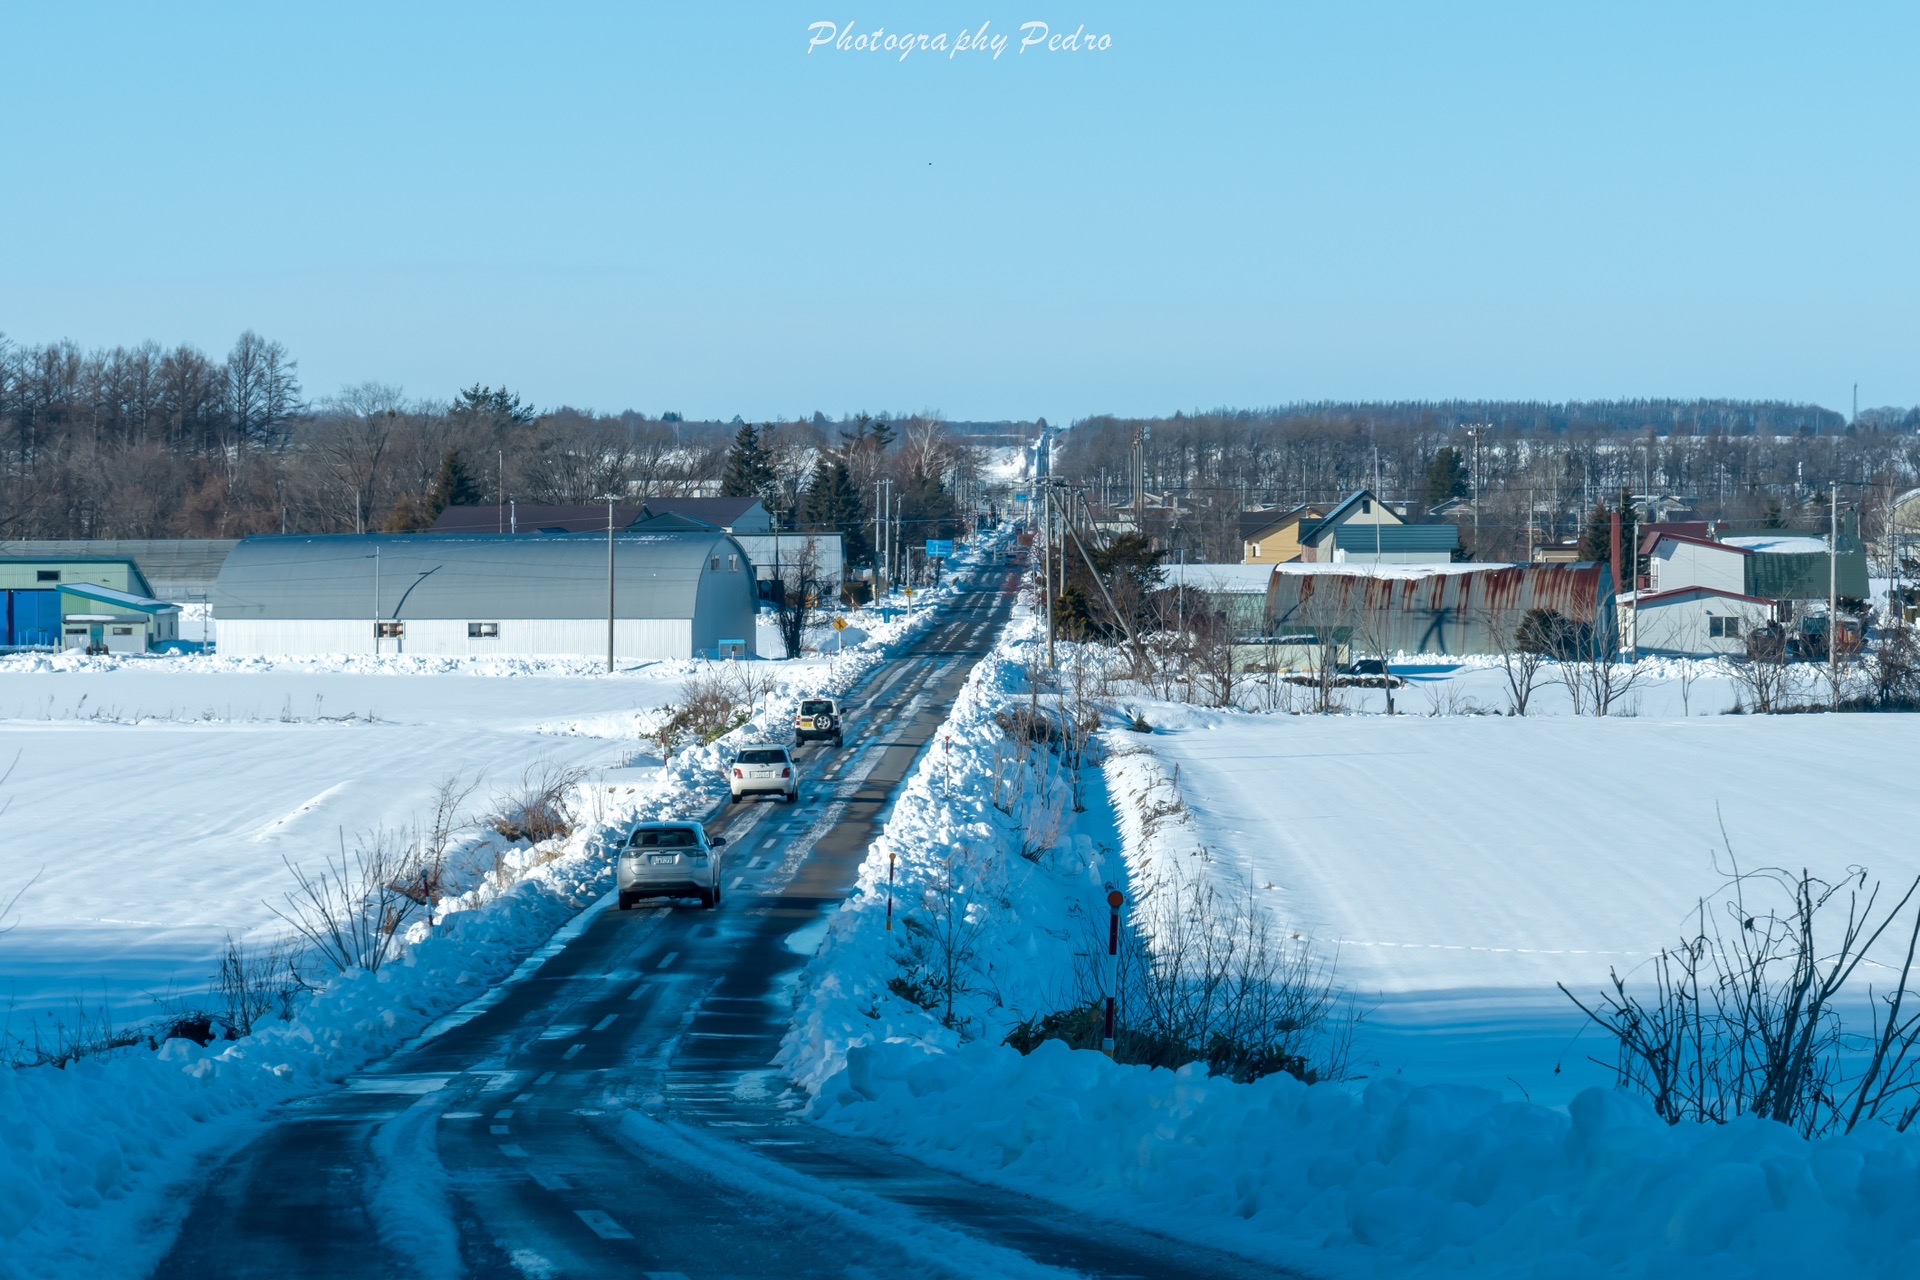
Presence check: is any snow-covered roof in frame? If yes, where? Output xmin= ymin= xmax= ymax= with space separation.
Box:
xmin=1175 ymin=564 xmax=1276 ymax=594
xmin=1625 ymin=586 xmax=1773 ymax=608
xmin=1720 ymin=535 xmax=1829 ymax=555
xmin=60 ymin=582 xmax=179 ymax=614
xmin=1271 ymin=561 xmax=1515 ymax=579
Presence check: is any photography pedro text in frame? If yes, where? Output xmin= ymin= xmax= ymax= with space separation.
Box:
xmin=806 ymin=20 xmax=1112 ymax=62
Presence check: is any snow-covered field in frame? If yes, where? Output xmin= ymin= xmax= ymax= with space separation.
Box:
xmin=788 ymin=619 xmax=1920 ymax=1280
xmin=0 ymin=605 xmax=918 ymax=1035
xmin=0 ymin=538 xmax=997 ymax=1279
xmin=1114 ymin=703 xmax=1920 ymax=1102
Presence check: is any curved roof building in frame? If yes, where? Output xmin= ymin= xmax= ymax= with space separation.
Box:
xmin=212 ymin=532 xmax=757 ymax=659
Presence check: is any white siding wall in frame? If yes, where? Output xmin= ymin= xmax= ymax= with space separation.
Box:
xmin=1651 ymin=541 xmax=1746 ymax=595
xmin=216 ymin=617 xmax=694 ymax=659
xmin=1626 ymin=595 xmax=1773 ymax=656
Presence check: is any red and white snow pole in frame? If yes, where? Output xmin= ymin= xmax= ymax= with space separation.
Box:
xmin=1103 ymin=889 xmax=1124 ymax=1056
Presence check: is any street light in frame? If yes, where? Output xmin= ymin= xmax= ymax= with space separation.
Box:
xmin=594 ymin=495 xmax=620 ymax=673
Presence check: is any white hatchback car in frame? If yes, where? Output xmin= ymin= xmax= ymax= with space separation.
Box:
xmin=617 ymin=821 xmax=725 ymax=909
xmin=730 ymin=744 xmax=798 ymax=805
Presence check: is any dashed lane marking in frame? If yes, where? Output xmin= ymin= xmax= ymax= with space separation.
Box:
xmin=495 ymin=1109 xmax=515 ymax=1119
xmin=562 ymin=1043 xmax=584 ymax=1060
xmin=592 ymin=1015 xmax=618 ymax=1032
xmin=498 ymin=1144 xmax=529 ymax=1158
xmin=656 ymin=951 xmax=678 ymax=969
xmin=529 ymin=1168 xmax=570 ymax=1192
xmin=574 ymin=1209 xmax=633 ymax=1240
xmin=729 ymin=875 xmax=745 ymax=890
xmin=534 ymin=1071 xmax=555 ymax=1086
xmin=490 ymin=1125 xmax=510 ymax=1135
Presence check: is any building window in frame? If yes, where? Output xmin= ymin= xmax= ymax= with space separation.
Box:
xmin=1709 ymin=616 xmax=1742 ymax=639
xmin=1360 ymin=499 xmax=1372 ymax=514
xmin=377 ymin=621 xmax=404 ymax=639
xmin=36 ymin=569 xmax=59 ymax=582
xmin=111 ymin=626 xmax=133 ymax=635
xmin=728 ymin=554 xmax=738 ymax=572
xmin=468 ymin=622 xmax=499 ymax=638
xmin=710 ymin=556 xmax=722 ymax=571
xmin=1250 ymin=545 xmax=1261 ymax=558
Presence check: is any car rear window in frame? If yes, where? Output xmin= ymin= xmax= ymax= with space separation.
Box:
xmin=738 ymin=748 xmax=787 ymax=764
xmin=801 ymin=700 xmax=833 ymax=716
xmin=630 ymin=828 xmax=696 ymax=848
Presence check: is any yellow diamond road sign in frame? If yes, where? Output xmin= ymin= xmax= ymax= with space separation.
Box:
xmin=832 ymin=617 xmax=849 ymax=632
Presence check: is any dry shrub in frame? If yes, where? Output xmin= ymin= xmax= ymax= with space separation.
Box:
xmin=1563 ymin=844 xmax=1920 ymax=1137
xmin=490 ymin=762 xmax=586 ymax=844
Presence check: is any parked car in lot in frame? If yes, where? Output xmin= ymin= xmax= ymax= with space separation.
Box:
xmin=617 ymin=821 xmax=726 ymax=909
xmin=795 ymin=696 xmax=844 ymax=747
xmin=730 ymin=744 xmax=799 ymax=804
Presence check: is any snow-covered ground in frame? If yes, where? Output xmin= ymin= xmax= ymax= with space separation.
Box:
xmin=0 ymin=604 xmax=940 ymax=1034
xmin=1111 ymin=703 xmax=1920 ymax=1102
xmin=0 ymin=537 xmax=998 ymax=1278
xmin=787 ymin=617 xmax=1920 ymax=1280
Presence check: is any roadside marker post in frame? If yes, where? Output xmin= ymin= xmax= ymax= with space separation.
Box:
xmin=886 ymin=849 xmax=897 ymax=932
xmin=1103 ymin=889 xmax=1124 ymax=1056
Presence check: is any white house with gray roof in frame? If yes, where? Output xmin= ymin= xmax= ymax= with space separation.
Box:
xmin=211 ymin=532 xmax=758 ymax=659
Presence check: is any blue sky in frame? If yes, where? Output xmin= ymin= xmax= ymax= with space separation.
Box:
xmin=3 ymin=2 xmax=1915 ymax=421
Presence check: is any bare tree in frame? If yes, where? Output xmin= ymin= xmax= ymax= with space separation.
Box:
xmin=1728 ymin=620 xmax=1806 ymax=714
xmin=1481 ymin=606 xmax=1554 ymax=715
xmin=772 ymin=537 xmax=823 ymax=659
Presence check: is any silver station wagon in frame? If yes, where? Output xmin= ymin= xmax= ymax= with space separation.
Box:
xmin=617 ymin=821 xmax=726 ymax=909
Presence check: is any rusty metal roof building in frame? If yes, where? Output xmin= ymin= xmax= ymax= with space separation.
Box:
xmin=1262 ymin=562 xmax=1617 ymax=657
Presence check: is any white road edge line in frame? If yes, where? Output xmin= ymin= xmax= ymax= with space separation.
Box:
xmin=574 ymin=1209 xmax=633 ymax=1240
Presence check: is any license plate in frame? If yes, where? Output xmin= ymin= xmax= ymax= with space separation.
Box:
xmin=648 ymin=854 xmax=678 ymax=865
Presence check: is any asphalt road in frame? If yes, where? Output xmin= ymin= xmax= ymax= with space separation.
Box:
xmin=153 ymin=559 xmax=1295 ymax=1280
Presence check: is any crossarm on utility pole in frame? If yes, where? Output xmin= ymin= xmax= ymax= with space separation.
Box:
xmin=1059 ymin=489 xmax=1143 ymax=658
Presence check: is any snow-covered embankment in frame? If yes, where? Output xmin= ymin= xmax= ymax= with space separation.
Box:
xmin=791 ymin=631 xmax=1920 ymax=1280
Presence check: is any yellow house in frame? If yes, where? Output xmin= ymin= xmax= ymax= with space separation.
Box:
xmin=1240 ymin=490 xmax=1404 ymax=564
xmin=1240 ymin=504 xmax=1326 ymax=564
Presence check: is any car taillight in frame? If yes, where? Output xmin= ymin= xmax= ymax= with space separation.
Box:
xmin=733 ymin=767 xmax=743 ymax=778
xmin=781 ymin=767 xmax=792 ymax=778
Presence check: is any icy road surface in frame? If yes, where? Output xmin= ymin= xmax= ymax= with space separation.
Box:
xmin=151 ymin=565 xmax=1288 ymax=1280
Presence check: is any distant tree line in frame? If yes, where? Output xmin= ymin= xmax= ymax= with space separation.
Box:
xmin=1061 ymin=401 xmax=1920 ymax=563
xmin=0 ymin=331 xmax=994 ymax=543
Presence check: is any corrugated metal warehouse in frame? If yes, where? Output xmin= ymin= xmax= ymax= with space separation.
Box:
xmin=212 ymin=532 xmax=758 ymax=659
xmin=1262 ymin=563 xmax=1617 ymax=658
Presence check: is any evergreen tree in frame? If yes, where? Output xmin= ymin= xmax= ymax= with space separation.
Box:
xmin=1577 ymin=489 xmax=1639 ymax=565
xmin=800 ymin=452 xmax=872 ymax=567
xmin=720 ymin=423 xmax=779 ymax=506
xmin=1422 ymin=446 xmax=1470 ymax=511
xmin=1578 ymin=499 xmax=1612 ymax=562
xmin=899 ymin=462 xmax=960 ymax=543
xmin=428 ymin=448 xmax=483 ymax=516
xmin=450 ymin=384 xmax=535 ymax=426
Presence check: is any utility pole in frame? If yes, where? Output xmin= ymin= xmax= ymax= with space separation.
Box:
xmin=1830 ymin=481 xmax=1839 ymax=710
xmin=1462 ymin=423 xmax=1489 ymax=552
xmin=596 ymin=494 xmax=620 ymax=673
xmin=497 ymin=449 xmax=504 ymax=533
xmin=1043 ymin=485 xmax=1055 ymax=667
xmin=371 ymin=545 xmax=381 ymax=655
